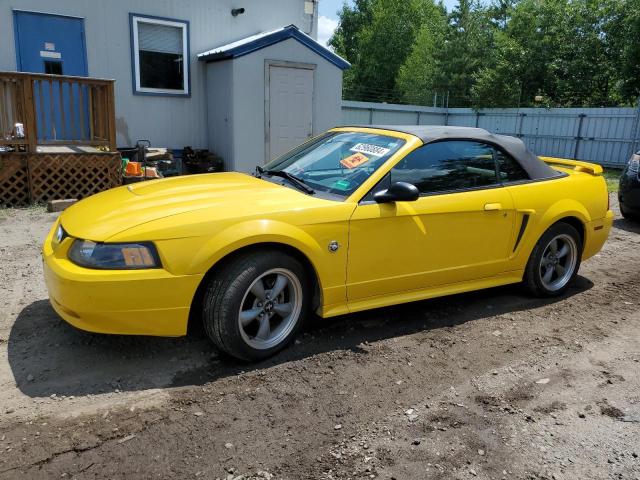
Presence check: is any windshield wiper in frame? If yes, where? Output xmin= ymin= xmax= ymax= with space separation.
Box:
xmin=255 ymin=166 xmax=315 ymax=195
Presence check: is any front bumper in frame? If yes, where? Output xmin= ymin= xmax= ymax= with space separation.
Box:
xmin=619 ymin=172 xmax=640 ymax=213
xmin=42 ymin=225 xmax=203 ymax=337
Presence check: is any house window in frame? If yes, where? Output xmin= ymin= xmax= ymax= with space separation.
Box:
xmin=130 ymin=14 xmax=189 ymax=96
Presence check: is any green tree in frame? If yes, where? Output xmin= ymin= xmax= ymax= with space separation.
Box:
xmin=331 ymin=0 xmax=440 ymax=102
xmin=472 ymin=0 xmax=640 ymax=108
xmin=471 ymin=32 xmax=524 ymax=107
xmin=332 ymin=0 xmax=640 ymax=108
xmin=398 ymin=0 xmax=494 ymax=106
xmin=329 ymin=0 xmax=374 ymax=62
xmin=437 ymin=0 xmax=494 ymax=105
xmin=328 ymin=0 xmax=374 ymax=97
xmin=396 ymin=4 xmax=448 ymax=105
xmin=607 ymin=0 xmax=640 ymax=103
xmin=471 ymin=0 xmax=554 ymax=108
xmin=487 ymin=0 xmax=518 ymax=29
xmin=547 ymin=0 xmax=618 ymax=106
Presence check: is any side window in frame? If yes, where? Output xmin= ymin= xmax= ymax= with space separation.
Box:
xmin=495 ymin=149 xmax=529 ymax=182
xmin=391 ymin=141 xmax=498 ymax=195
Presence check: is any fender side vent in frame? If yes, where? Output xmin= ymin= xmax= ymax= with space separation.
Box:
xmin=513 ymin=214 xmax=530 ymax=252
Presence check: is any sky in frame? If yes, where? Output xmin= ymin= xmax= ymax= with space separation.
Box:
xmin=317 ymin=0 xmax=460 ymax=47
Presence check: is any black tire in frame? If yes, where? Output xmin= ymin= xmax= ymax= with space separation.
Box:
xmin=620 ymin=203 xmax=638 ymax=221
xmin=523 ymin=222 xmax=583 ymax=297
xmin=202 ymin=250 xmax=310 ymax=361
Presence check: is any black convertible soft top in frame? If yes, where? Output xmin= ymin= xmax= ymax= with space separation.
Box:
xmin=350 ymin=125 xmax=562 ymax=181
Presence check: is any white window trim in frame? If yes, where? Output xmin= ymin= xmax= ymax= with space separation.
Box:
xmin=131 ymin=15 xmax=189 ymax=96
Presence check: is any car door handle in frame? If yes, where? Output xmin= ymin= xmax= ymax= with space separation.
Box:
xmin=484 ymin=203 xmax=502 ymax=211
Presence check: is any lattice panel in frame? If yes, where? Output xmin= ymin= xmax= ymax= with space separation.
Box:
xmin=0 ymin=155 xmax=30 ymax=206
xmin=28 ymin=153 xmax=122 ymax=203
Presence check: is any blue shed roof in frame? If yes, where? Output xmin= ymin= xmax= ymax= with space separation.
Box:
xmin=197 ymin=24 xmax=350 ymax=70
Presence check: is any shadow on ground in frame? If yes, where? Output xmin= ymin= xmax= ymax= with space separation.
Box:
xmin=8 ymin=276 xmax=593 ymax=398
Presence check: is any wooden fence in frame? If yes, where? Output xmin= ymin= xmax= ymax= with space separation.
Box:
xmin=0 ymin=71 xmax=116 ymax=153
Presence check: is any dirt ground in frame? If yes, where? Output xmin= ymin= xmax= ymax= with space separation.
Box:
xmin=1 ymin=198 xmax=639 ymax=480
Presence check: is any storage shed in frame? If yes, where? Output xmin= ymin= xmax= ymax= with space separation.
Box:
xmin=199 ymin=25 xmax=349 ymax=173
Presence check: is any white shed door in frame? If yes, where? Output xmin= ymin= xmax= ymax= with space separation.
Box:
xmin=268 ymin=65 xmax=314 ymax=161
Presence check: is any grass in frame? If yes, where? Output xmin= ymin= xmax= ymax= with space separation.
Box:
xmin=603 ymin=168 xmax=622 ymax=193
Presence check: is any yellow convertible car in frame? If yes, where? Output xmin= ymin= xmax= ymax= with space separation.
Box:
xmin=43 ymin=126 xmax=613 ymax=360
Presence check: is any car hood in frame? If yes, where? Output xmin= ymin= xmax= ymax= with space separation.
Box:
xmin=60 ymin=172 xmax=330 ymax=241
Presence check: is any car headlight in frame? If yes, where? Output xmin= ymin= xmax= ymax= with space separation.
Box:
xmin=54 ymin=224 xmax=67 ymax=244
xmin=68 ymin=240 xmax=161 ymax=269
xmin=629 ymin=157 xmax=639 ymax=174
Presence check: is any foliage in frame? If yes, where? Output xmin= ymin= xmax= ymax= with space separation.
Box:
xmin=329 ymin=0 xmax=640 ymax=108
xmin=330 ymin=0 xmax=442 ymax=102
xmin=395 ymin=5 xmax=447 ymax=105
xmin=603 ymin=168 xmax=622 ymax=193
xmin=607 ymin=0 xmax=640 ymax=102
xmin=328 ymin=0 xmax=374 ymax=96
xmin=471 ymin=32 xmax=524 ymax=108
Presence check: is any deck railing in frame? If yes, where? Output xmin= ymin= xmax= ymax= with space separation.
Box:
xmin=0 ymin=71 xmax=116 ymax=152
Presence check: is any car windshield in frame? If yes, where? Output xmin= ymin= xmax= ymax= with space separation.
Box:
xmin=262 ymin=131 xmax=405 ymax=197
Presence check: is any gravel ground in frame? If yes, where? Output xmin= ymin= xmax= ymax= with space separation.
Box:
xmin=0 ymin=198 xmax=639 ymax=480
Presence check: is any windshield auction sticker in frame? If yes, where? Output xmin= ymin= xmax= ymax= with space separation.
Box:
xmin=340 ymin=152 xmax=370 ymax=169
xmin=350 ymin=143 xmax=390 ymax=157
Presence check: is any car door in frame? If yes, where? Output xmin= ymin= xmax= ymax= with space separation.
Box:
xmin=347 ymin=140 xmax=517 ymax=302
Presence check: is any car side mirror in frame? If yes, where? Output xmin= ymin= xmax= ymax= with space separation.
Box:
xmin=374 ymin=181 xmax=420 ymax=203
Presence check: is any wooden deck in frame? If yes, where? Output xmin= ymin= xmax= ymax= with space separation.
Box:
xmin=0 ymin=72 xmax=121 ymax=205
xmin=0 ymin=71 xmax=117 ymax=152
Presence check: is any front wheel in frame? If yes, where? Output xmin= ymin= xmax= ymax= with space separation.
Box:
xmin=620 ymin=202 xmax=638 ymax=221
xmin=202 ymin=251 xmax=309 ymax=361
xmin=523 ymin=222 xmax=582 ymax=297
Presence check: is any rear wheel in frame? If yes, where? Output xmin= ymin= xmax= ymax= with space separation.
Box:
xmin=524 ymin=222 xmax=582 ymax=297
xmin=202 ymin=250 xmax=309 ymax=361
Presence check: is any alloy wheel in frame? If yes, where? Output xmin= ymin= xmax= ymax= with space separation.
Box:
xmin=238 ymin=268 xmax=303 ymax=350
xmin=539 ymin=233 xmax=578 ymax=292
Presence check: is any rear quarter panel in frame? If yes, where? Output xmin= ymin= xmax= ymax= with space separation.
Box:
xmin=505 ymin=169 xmax=610 ymax=271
